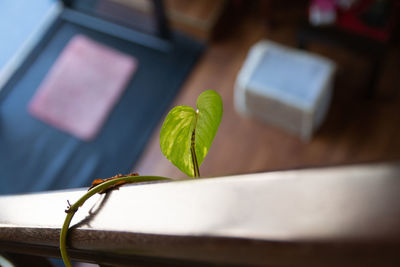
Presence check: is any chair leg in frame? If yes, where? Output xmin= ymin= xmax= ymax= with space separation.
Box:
xmin=366 ymin=54 xmax=384 ymax=99
xmin=296 ymin=28 xmax=309 ymax=50
xmin=297 ymin=37 xmax=308 ymax=50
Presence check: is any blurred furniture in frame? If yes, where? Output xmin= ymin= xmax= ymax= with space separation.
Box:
xmin=162 ymin=0 xmax=229 ymax=40
xmin=0 ymin=0 xmax=173 ymax=93
xmin=116 ymin=0 xmax=230 ymax=41
xmin=61 ymin=0 xmax=172 ymax=50
xmin=235 ymin=40 xmax=336 ymax=141
xmin=1 ymin=161 xmax=400 ymax=266
xmin=0 ymin=0 xmax=203 ymax=195
xmin=298 ymin=0 xmax=400 ymax=98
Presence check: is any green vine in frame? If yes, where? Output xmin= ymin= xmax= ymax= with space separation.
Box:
xmin=60 ymin=175 xmax=171 ymax=267
xmin=60 ymin=90 xmax=222 ymax=266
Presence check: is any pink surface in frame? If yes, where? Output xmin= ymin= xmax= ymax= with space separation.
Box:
xmin=28 ymin=35 xmax=138 ymax=141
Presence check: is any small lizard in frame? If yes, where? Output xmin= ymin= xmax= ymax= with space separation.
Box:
xmin=65 ymin=173 xmax=139 ymax=213
xmin=88 ymin=172 xmax=139 ymax=194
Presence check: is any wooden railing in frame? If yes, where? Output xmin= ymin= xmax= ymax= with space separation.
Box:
xmin=1 ymin=162 xmax=400 ymax=266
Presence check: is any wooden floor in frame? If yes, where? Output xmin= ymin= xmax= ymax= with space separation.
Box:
xmin=135 ymin=6 xmax=400 ymax=179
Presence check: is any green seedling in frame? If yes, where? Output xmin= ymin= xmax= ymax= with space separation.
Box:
xmin=60 ymin=90 xmax=223 ymax=266
xmin=160 ymin=90 xmax=223 ymax=177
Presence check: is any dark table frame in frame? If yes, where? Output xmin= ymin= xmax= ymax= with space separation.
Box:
xmin=61 ymin=0 xmax=171 ymax=51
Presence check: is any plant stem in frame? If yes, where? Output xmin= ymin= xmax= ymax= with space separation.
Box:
xmin=60 ymin=175 xmax=171 ymax=267
xmin=190 ymin=110 xmax=200 ymax=178
xmin=190 ymin=135 xmax=200 ymax=178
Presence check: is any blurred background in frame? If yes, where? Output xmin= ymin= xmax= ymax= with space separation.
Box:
xmin=0 ymin=0 xmax=399 ymax=194
xmin=136 ymin=0 xmax=400 ymax=178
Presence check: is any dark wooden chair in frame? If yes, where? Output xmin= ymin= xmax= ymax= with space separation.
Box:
xmin=297 ymin=0 xmax=400 ymax=98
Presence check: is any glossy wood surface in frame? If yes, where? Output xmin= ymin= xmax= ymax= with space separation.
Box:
xmin=1 ymin=162 xmax=400 ymax=266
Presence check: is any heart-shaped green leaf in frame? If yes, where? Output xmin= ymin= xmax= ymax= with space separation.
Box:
xmin=160 ymin=90 xmax=223 ymax=177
